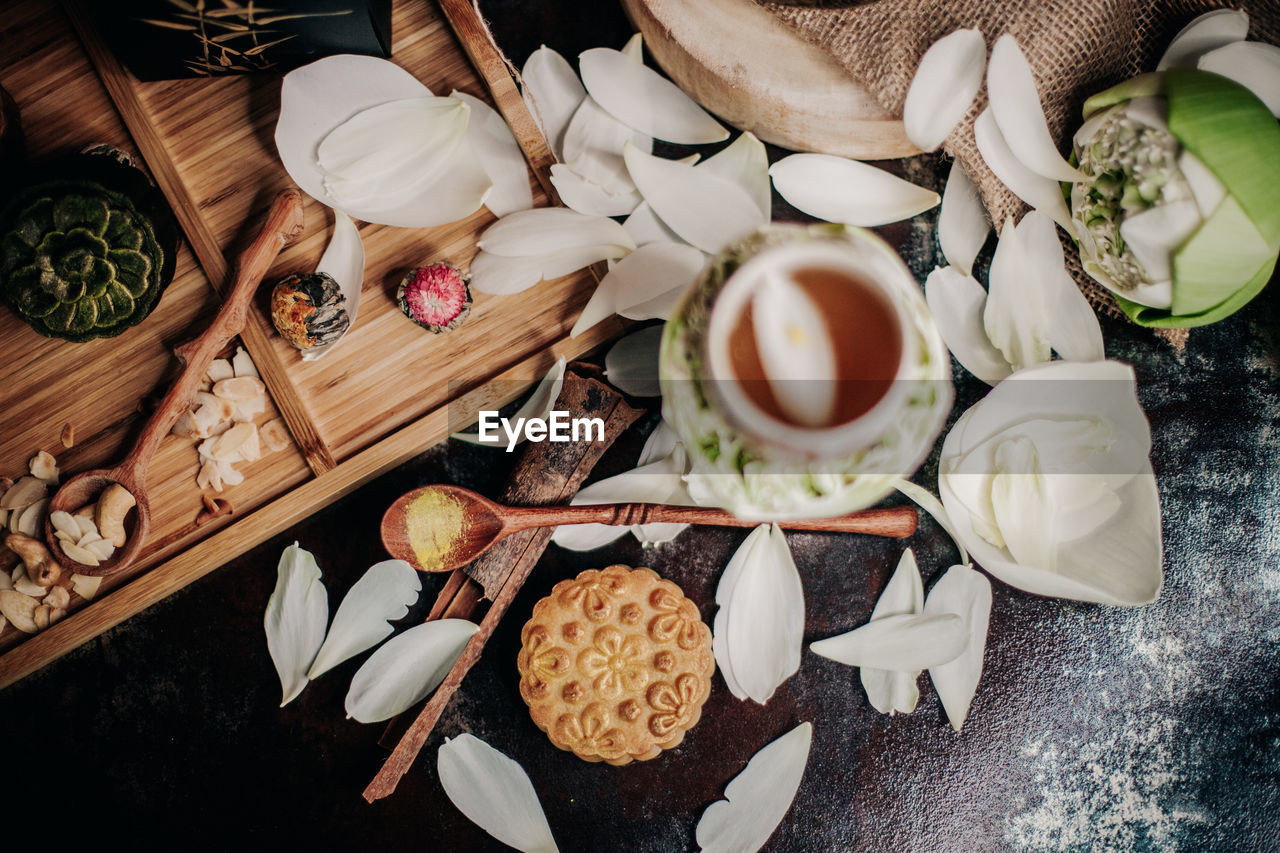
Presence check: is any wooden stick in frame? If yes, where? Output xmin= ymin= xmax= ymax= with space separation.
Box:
xmin=364 ymin=367 xmax=642 ymax=802
xmin=61 ymin=0 xmax=337 ymax=474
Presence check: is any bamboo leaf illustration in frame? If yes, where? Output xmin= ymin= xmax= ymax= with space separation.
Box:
xmin=243 ymin=34 xmax=296 ymax=55
xmin=139 ymin=17 xmax=198 ymax=31
xmin=257 ymin=11 xmax=354 ymax=24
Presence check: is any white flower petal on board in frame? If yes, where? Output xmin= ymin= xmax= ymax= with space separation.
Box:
xmin=811 ymin=613 xmax=968 ymax=671
xmin=861 ymin=550 xmax=925 ymax=716
xmin=344 ymin=618 xmax=478 ymax=723
xmin=1015 ymin=211 xmax=1105 ymax=363
xmin=752 ymin=268 xmax=839 ymax=427
xmin=562 ymin=96 xmax=651 ymax=195
xmin=521 ymin=45 xmax=585 ymax=159
xmin=454 ymin=356 xmax=565 ymax=445
xmin=972 ymin=109 xmax=1073 ymax=231
xmin=1200 ymin=41 xmax=1280 ymax=116
xmin=437 ymin=734 xmax=560 ymax=853
xmin=571 ymin=242 xmax=705 ymax=338
xmin=938 ymin=359 xmax=1163 ymax=607
xmin=984 ymin=218 xmax=1051 ymax=372
xmin=925 ymin=266 xmax=1013 ymax=386
xmin=623 ymin=201 xmax=686 ymax=247
xmin=264 ymin=542 xmax=328 ymax=707
xmin=696 ymin=722 xmax=813 ymax=853
xmin=604 ymin=324 xmax=665 ymax=398
xmin=467 ymin=250 xmax=544 ymax=296
xmin=986 ymin=35 xmax=1083 ymax=183
xmin=938 ymin=159 xmax=990 ymax=276
xmin=724 ymin=524 xmax=806 ymax=704
xmin=451 ymin=90 xmax=534 ymax=218
xmin=1158 ymin=9 xmax=1250 ymax=70
xmin=550 ymin=164 xmax=641 ymax=218
xmin=578 ymin=47 xmax=728 ymax=144
xmin=698 ymin=132 xmax=772 ymax=219
xmin=304 ymin=210 xmax=365 ymax=362
xmin=624 ymin=141 xmax=765 ymax=253
xmin=903 ymin=28 xmax=986 ymax=152
xmin=924 ymin=564 xmax=992 ymax=731
xmin=769 ymin=153 xmax=940 ymax=227
xmin=307 ymin=560 xmax=421 ymax=679
xmin=478 ymin=207 xmax=636 ymax=258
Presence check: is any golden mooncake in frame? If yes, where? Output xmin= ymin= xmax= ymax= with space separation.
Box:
xmin=517 ymin=565 xmax=714 ymax=765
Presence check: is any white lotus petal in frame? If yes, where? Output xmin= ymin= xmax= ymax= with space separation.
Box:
xmin=860 ymin=550 xmax=925 ymax=716
xmin=550 ymin=163 xmax=641 ymax=217
xmin=984 ymin=218 xmax=1050 ymax=371
xmin=972 ymin=109 xmax=1073 ymax=230
xmin=307 ymin=560 xmax=422 ymax=679
xmin=769 ymin=153 xmax=940 ymax=227
xmin=563 ymin=96 xmax=651 ymax=195
xmin=368 ymin=148 xmax=492 ymax=229
xmin=1118 ymin=199 xmax=1201 ymax=285
xmin=925 ymin=266 xmax=1012 ymax=385
xmin=624 ymin=142 xmax=764 ymax=253
xmin=303 ymin=210 xmax=365 ymax=363
xmin=723 ymin=524 xmax=805 ymax=704
xmin=712 ymin=525 xmax=770 ymax=701
xmin=264 ymin=542 xmax=328 ymax=707
xmin=467 ymin=251 xmax=543 ymax=296
xmin=521 ymin=46 xmax=585 ymax=158
xmin=1201 ymin=42 xmax=1280 ymax=115
xmin=903 ymin=28 xmax=986 ymax=151
xmin=698 ymin=132 xmax=772 ymax=219
xmin=478 ymin=207 xmax=635 ymax=257
xmin=604 ymin=324 xmax=665 ymax=397
xmin=345 ymin=618 xmax=478 ymax=723
xmin=579 ymin=47 xmax=728 ymax=144
xmin=811 ymin=613 xmax=966 ymax=671
xmin=621 ymin=32 xmax=643 ymax=61
xmin=938 ymin=160 xmax=990 ymax=276
xmin=452 ymin=90 xmax=534 ymax=217
xmin=752 ymin=268 xmax=838 ymax=427
xmin=551 ymin=450 xmax=686 ymax=551
xmin=1015 ymin=211 xmax=1104 ymax=363
xmin=891 ymin=478 xmax=969 ymax=566
xmin=696 ymin=722 xmax=813 ymax=853
xmin=438 ymin=734 xmax=559 ymax=853
xmin=623 ymin=201 xmax=686 ymax=247
xmin=318 ymin=97 xmax=466 ymax=190
xmin=1177 ymin=150 xmax=1227 ymax=219
xmin=454 ymin=356 xmax=566 ymax=445
xmin=939 ymin=359 xmax=1163 ymax=607
xmin=924 ymin=565 xmax=991 ymax=731
xmin=987 ymin=36 xmax=1083 ymax=182
xmin=572 ymin=243 xmax=705 ymax=337
xmin=1159 ymin=9 xmax=1250 ymax=69
xmin=989 ymin=438 xmax=1057 ymax=570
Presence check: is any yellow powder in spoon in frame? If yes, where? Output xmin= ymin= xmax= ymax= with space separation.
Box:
xmin=404 ymin=489 xmax=466 ymax=570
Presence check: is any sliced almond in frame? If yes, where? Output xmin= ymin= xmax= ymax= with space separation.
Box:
xmin=197 ymin=459 xmax=224 ymax=493
xmin=54 ymin=530 xmax=73 ymax=543
xmin=0 ymin=589 xmax=39 ymax=633
xmin=232 ymin=346 xmax=259 ymax=378
xmin=77 ymin=530 xmax=103 ymax=547
xmin=207 ymin=358 xmax=235 ymax=383
xmin=208 ymin=420 xmax=233 ymax=437
xmin=61 ymin=422 xmax=75 ymax=449
xmin=195 ymin=392 xmax=236 ymax=420
xmin=44 ymin=585 xmax=70 ymax=610
xmin=49 ymin=606 xmax=67 ymax=624
xmin=73 ymin=503 xmax=95 ymax=520
xmin=238 ymin=424 xmax=262 ymax=463
xmin=73 ymin=513 xmax=99 ymax=539
xmin=217 ymin=461 xmax=244 ymax=487
xmin=212 ymin=376 xmax=266 ymax=401
xmin=260 ymin=419 xmax=290 ymax=453
xmin=0 ymin=507 xmax=9 ymax=528
xmin=197 ymin=437 xmax=219 ymax=461
xmin=231 ymin=396 xmax=266 ymax=423
xmin=85 ymin=538 xmax=115 ymax=561
xmin=33 ymin=604 xmax=50 ymax=630
xmin=29 ymin=451 xmax=58 ymax=486
xmin=0 ymin=570 xmax=11 ymax=592
xmin=71 ymin=573 xmax=102 ymax=601
xmin=59 ymin=540 xmax=101 ymax=567
xmin=15 ymin=498 xmax=49 ymax=538
xmin=12 ymin=567 xmax=47 ymax=598
xmin=172 ymin=411 xmax=199 ymax=438
xmin=49 ymin=510 xmax=80 ymax=539
xmin=211 ymin=422 xmax=256 ymax=462
xmin=1 ymin=476 xmax=47 ymax=510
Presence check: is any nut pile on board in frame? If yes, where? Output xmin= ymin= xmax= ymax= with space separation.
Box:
xmin=171 ymin=345 xmax=290 ymax=494
xmin=0 ymin=449 xmax=103 ymax=637
xmin=48 ymin=482 xmax=135 ymax=568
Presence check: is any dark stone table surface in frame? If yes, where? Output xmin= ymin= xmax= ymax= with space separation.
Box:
xmin=4 ymin=3 xmax=1278 ymax=851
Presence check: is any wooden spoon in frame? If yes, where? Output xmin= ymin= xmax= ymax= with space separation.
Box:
xmin=381 ymin=484 xmax=918 ymax=572
xmin=43 ymin=189 xmax=305 ymax=577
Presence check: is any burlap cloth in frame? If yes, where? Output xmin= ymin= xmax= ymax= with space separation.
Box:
xmin=756 ymin=0 xmax=1280 ymax=343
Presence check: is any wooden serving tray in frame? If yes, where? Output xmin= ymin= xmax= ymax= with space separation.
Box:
xmin=0 ymin=0 xmax=616 ymax=687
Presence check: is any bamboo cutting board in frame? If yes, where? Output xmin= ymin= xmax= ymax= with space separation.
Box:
xmin=0 ymin=0 xmax=617 ymax=687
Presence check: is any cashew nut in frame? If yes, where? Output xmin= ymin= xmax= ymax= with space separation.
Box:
xmin=95 ymin=483 xmax=136 ymax=548
xmin=0 ymin=590 xmax=39 ymax=633
xmin=4 ymin=533 xmax=61 ymax=587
